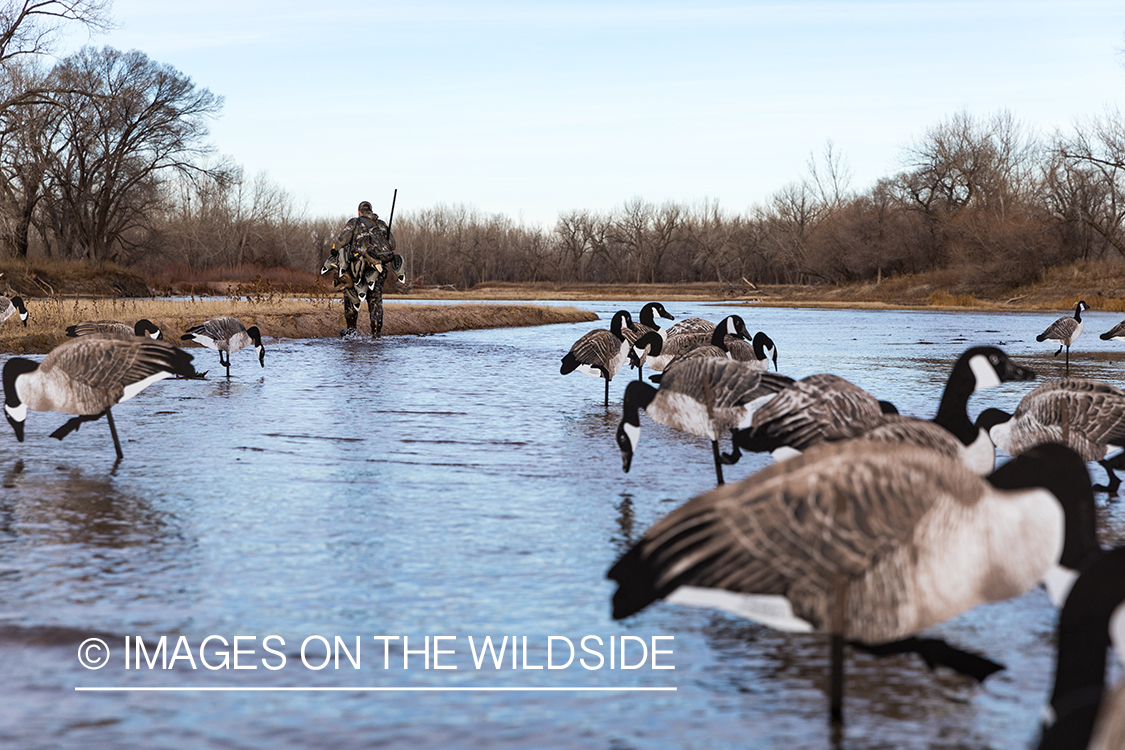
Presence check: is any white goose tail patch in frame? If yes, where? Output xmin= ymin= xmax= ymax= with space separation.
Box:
xmin=574 ymin=363 xmax=603 ymax=379
xmin=968 ymin=354 xmax=1002 ymax=390
xmin=120 ymin=371 xmax=173 ymax=403
xmin=667 ymin=586 xmax=814 ymax=633
xmin=771 ymin=446 xmax=803 ymax=462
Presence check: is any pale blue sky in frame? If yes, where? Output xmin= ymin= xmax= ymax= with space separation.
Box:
xmin=56 ymin=1 xmax=1125 ymax=225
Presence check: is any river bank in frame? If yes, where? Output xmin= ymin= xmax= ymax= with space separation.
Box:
xmin=5 ymin=257 xmax=1125 ymax=355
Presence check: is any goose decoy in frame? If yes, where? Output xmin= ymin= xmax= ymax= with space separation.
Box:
xmin=622 ymin=303 xmax=675 ymax=373
xmin=1037 ymin=301 xmax=1090 ymax=375
xmin=727 ymin=346 xmax=1035 ymax=474
xmin=0 ymin=295 xmax=28 ymax=327
xmin=3 ymin=336 xmax=198 ymax=460
xmin=724 ymin=373 xmax=892 ymax=462
xmin=626 ymin=331 xmax=664 ymax=382
xmin=718 ymin=331 xmax=778 ymax=372
xmin=646 ymin=315 xmax=753 ymax=372
xmin=665 ymin=317 xmax=715 ymax=337
xmin=1099 ymin=318 xmax=1125 ymax=344
xmin=66 ymin=319 xmax=163 ymax=339
xmin=609 ymin=441 xmax=1099 ymax=725
xmin=627 ymin=328 xmax=770 ymax=384
xmin=560 ymin=310 xmax=637 ymax=407
xmin=976 ymin=378 xmax=1125 ymax=494
xmin=616 ymin=357 xmax=794 ymax=484
xmin=1037 ymin=546 xmax=1125 ymax=750
xmin=629 ymin=302 xmax=675 ymax=341
xmin=181 ymin=317 xmax=265 ymax=378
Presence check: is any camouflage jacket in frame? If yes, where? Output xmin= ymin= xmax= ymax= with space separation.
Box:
xmin=333 ymin=210 xmax=396 ymax=263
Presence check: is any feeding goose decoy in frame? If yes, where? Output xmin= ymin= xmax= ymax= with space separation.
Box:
xmin=0 ymin=295 xmax=28 ymax=327
xmin=66 ymin=319 xmax=163 ymax=339
xmin=609 ymin=441 xmax=1099 ymax=725
xmin=181 ymin=317 xmax=265 ymax=378
xmin=727 ymin=346 xmax=1035 ymax=474
xmin=3 ymin=336 xmax=199 ymax=460
xmin=560 ymin=310 xmax=637 ymax=407
xmin=1037 ymin=546 xmax=1125 ymax=750
xmin=616 ymin=357 xmax=794 ymax=484
xmin=1037 ymin=301 xmax=1090 ymax=375
xmin=1100 ymin=318 xmax=1125 ymax=344
xmin=976 ymin=378 xmax=1125 ymax=494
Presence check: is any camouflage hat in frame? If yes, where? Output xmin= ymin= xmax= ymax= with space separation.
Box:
xmin=358 ymin=200 xmax=373 ymax=213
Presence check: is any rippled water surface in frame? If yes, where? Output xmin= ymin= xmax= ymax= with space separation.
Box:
xmin=3 ymin=301 xmax=1125 ymax=749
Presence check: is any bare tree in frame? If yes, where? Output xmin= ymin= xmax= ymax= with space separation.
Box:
xmin=1054 ymin=109 xmax=1125 ymax=258
xmin=40 ymin=46 xmax=226 ymax=262
xmin=0 ymin=0 xmax=111 ymax=112
xmin=0 ymin=58 xmax=51 ymax=256
xmin=805 ymin=139 xmax=853 ymax=212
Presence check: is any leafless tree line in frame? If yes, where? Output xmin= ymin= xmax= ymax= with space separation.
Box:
xmin=2 ymin=1 xmax=1125 ymax=293
xmin=393 ymin=113 xmax=1125 ymax=293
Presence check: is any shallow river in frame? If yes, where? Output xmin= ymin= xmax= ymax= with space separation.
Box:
xmin=2 ymin=300 xmax=1125 ymax=749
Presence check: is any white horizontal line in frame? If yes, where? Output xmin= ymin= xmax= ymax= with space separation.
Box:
xmin=75 ymin=686 xmax=676 ymax=693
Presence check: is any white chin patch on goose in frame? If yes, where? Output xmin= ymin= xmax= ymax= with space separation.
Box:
xmin=968 ymin=354 xmax=1002 ymax=390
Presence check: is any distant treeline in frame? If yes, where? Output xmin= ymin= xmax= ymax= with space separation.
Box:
xmin=2 ymin=5 xmax=1125 ymax=293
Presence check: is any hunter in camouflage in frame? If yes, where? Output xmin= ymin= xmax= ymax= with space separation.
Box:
xmin=322 ymin=200 xmax=397 ymax=337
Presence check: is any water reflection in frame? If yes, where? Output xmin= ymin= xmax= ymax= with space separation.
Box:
xmin=0 ymin=461 xmax=171 ymax=547
xmin=611 ymin=493 xmax=635 ymax=551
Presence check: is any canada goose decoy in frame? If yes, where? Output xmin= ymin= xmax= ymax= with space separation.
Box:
xmin=181 ymin=317 xmax=265 ymax=378
xmin=626 ymin=331 xmax=664 ymax=382
xmin=0 ymin=295 xmax=28 ymax=327
xmin=609 ymin=441 xmax=1099 ymax=725
xmin=723 ymin=373 xmax=893 ymax=463
xmin=627 ymin=328 xmax=773 ymax=383
xmin=622 ymin=303 xmax=676 ymax=372
xmin=976 ymin=378 xmax=1125 ymax=494
xmin=3 ymin=336 xmax=199 ymax=460
xmin=646 ymin=315 xmax=753 ymax=372
xmin=1099 ymin=318 xmax=1125 ymax=343
xmin=560 ymin=310 xmax=637 ymax=407
xmin=629 ymin=302 xmax=676 ymax=341
xmin=719 ymin=331 xmax=778 ymax=372
xmin=1038 ymin=301 xmax=1090 ymax=375
xmin=727 ymin=346 xmax=1035 ymax=474
xmin=616 ymin=358 xmax=794 ymax=484
xmin=66 ymin=319 xmax=163 ymax=340
xmin=665 ymin=317 xmax=715 ymax=337
xmin=1037 ymin=546 xmax=1125 ymax=750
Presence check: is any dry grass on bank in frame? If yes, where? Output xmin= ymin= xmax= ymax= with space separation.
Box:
xmin=0 ymin=298 xmax=598 ymax=355
xmin=417 ymin=261 xmax=1125 ymax=313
